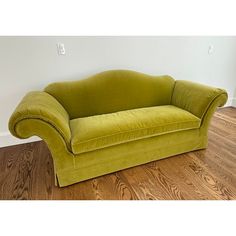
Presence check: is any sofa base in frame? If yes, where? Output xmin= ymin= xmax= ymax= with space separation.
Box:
xmin=56 ymin=129 xmax=206 ymax=187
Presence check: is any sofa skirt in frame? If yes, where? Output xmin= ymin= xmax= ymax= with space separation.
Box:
xmin=57 ymin=128 xmax=206 ymax=187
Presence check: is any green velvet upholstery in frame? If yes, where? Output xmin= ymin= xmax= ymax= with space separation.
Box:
xmin=8 ymin=70 xmax=228 ymax=187
xmin=44 ymin=70 xmax=175 ymax=119
xmin=70 ymin=105 xmax=201 ymax=154
xmin=171 ymin=80 xmax=227 ymax=119
xmin=9 ymin=91 xmax=72 ymax=151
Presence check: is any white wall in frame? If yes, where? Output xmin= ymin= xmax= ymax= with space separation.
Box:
xmin=1 ymin=36 xmax=236 ymax=147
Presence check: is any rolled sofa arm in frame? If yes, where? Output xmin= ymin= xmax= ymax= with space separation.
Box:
xmin=171 ymin=80 xmax=228 ymax=120
xmin=8 ymin=91 xmax=71 ymax=150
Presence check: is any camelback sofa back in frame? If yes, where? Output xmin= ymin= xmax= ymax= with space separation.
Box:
xmin=45 ymin=70 xmax=175 ymax=118
xmin=9 ymin=70 xmax=228 ymax=187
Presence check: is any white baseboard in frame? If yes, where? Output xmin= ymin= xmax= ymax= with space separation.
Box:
xmin=0 ymin=131 xmax=41 ymax=148
xmin=225 ymin=97 xmax=236 ymax=107
xmin=231 ymin=98 xmax=236 ymax=107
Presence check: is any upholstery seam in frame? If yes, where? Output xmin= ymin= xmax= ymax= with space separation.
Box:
xmin=170 ymin=80 xmax=177 ymax=104
xmin=170 ymin=81 xmax=227 ymax=119
xmin=72 ymin=125 xmax=200 ymax=154
xmin=59 ymin=136 xmax=202 ymax=173
xmin=72 ymin=118 xmax=200 ymax=145
xmin=200 ymin=92 xmax=228 ymax=124
xmin=13 ymin=117 xmax=73 ymax=153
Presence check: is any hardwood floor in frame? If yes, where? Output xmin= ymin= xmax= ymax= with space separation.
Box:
xmin=0 ymin=107 xmax=235 ymax=200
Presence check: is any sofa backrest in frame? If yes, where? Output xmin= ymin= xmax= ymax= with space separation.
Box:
xmin=44 ymin=70 xmax=175 ymax=119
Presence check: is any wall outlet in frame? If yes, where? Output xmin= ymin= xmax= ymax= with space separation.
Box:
xmin=57 ymin=43 xmax=66 ymax=55
xmin=208 ymin=45 xmax=214 ymax=54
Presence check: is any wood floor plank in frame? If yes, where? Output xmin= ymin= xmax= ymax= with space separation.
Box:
xmin=149 ymin=155 xmax=217 ymax=200
xmin=121 ymin=165 xmax=169 ymax=200
xmin=0 ymin=107 xmax=235 ymax=200
xmin=193 ymin=150 xmax=236 ymax=191
xmin=93 ymin=172 xmax=139 ymax=200
xmin=185 ymin=153 xmax=236 ymax=200
xmin=158 ymin=154 xmax=219 ymax=200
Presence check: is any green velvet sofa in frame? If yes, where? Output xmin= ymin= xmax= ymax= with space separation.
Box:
xmin=8 ymin=70 xmax=228 ymax=187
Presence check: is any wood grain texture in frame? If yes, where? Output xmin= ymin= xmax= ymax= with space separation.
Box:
xmin=0 ymin=107 xmax=235 ymax=200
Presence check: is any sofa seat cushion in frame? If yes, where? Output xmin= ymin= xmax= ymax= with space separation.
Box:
xmin=70 ymin=105 xmax=201 ymax=154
